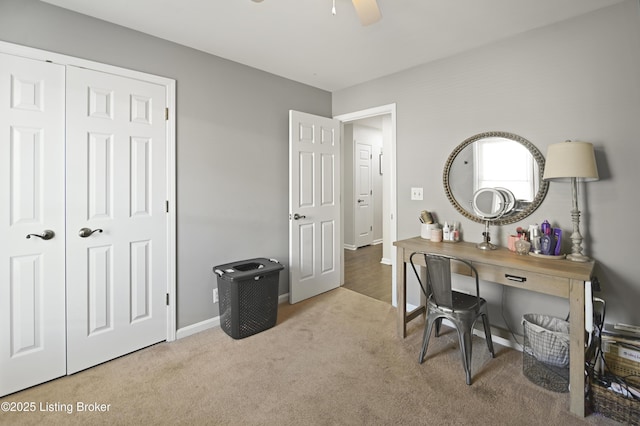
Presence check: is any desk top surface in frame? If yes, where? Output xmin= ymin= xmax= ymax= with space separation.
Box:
xmin=394 ymin=236 xmax=595 ymax=281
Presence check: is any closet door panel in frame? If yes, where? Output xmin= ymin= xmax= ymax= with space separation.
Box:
xmin=65 ymin=66 xmax=168 ymax=374
xmin=0 ymin=53 xmax=66 ymax=397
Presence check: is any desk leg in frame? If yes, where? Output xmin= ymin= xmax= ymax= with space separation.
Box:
xmin=569 ymin=278 xmax=586 ymax=417
xmin=396 ymin=247 xmax=407 ymax=338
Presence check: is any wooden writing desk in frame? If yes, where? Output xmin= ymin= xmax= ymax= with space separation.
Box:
xmin=394 ymin=237 xmax=595 ymax=417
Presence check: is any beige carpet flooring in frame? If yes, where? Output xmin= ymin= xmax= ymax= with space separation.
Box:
xmin=0 ymin=288 xmax=618 ymax=426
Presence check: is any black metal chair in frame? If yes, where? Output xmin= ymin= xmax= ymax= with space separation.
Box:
xmin=410 ymin=252 xmax=495 ymax=385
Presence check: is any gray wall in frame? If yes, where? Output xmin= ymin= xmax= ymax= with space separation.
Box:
xmin=0 ymin=0 xmax=331 ymax=329
xmin=334 ymin=0 xmax=640 ymax=328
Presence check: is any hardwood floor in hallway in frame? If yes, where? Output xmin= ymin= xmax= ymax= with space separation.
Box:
xmin=343 ymin=244 xmax=392 ymax=304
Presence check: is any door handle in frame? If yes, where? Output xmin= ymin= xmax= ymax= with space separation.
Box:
xmin=357 ymin=199 xmax=364 ymax=203
xmin=26 ymin=230 xmax=55 ymax=240
xmin=79 ymin=227 xmax=103 ymax=238
xmin=293 ymin=213 xmax=306 ymax=220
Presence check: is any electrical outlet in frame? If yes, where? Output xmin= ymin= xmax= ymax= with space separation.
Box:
xmin=213 ymin=288 xmax=219 ymax=304
xmin=411 ymin=187 xmax=423 ymax=201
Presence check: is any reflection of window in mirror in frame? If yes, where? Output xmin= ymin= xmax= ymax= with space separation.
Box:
xmin=473 ymin=137 xmax=538 ymax=200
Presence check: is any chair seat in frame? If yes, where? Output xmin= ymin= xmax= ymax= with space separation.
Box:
xmin=432 ymin=291 xmax=484 ymax=311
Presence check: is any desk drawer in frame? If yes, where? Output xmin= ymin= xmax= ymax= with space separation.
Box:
xmin=473 ymin=263 xmax=570 ymax=298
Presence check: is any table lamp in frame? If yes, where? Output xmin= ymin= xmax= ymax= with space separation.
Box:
xmin=542 ymin=140 xmax=599 ymax=262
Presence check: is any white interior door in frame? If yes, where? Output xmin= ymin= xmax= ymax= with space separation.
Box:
xmin=355 ymin=141 xmax=373 ymax=248
xmin=0 ymin=53 xmax=66 ymax=396
xmin=289 ymin=110 xmax=341 ymax=303
xmin=65 ymin=66 xmax=168 ymax=374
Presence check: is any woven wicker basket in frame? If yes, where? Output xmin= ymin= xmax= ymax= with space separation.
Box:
xmin=589 ymin=338 xmax=640 ymax=424
xmin=590 ymin=378 xmax=640 ymax=425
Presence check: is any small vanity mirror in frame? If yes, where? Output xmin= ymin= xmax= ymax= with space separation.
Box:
xmin=472 ymin=187 xmax=515 ymax=250
xmin=472 ymin=187 xmax=506 ymax=219
xmin=444 ymin=131 xmax=548 ymax=226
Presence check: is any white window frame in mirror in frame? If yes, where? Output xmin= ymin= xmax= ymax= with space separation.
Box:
xmin=473 ymin=137 xmax=538 ymax=201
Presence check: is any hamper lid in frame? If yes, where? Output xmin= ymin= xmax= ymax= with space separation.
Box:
xmin=213 ymin=258 xmax=283 ymax=281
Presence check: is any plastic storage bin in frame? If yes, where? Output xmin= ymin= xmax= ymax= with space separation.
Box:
xmin=213 ymin=258 xmax=284 ymax=339
xmin=522 ymin=313 xmax=570 ymax=392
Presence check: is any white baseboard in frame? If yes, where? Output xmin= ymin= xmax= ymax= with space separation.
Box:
xmin=176 ymin=317 xmax=220 ymax=339
xmin=344 ymin=244 xmax=357 ymax=251
xmin=380 ymin=257 xmax=392 ymax=265
xmin=440 ymin=319 xmax=523 ymax=351
xmin=176 ymin=293 xmax=291 ymax=339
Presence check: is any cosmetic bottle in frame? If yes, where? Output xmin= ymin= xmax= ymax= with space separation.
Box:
xmin=443 ymin=222 xmax=450 ymax=241
xmin=529 ymin=224 xmax=541 ymax=253
xmin=540 ymin=227 xmax=552 ymax=255
xmin=451 ymin=222 xmax=460 ymax=242
xmin=541 ymin=220 xmax=551 ymax=236
xmin=553 ymin=228 xmax=563 ymax=256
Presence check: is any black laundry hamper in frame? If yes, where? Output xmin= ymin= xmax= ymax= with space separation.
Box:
xmin=213 ymin=258 xmax=284 ymax=339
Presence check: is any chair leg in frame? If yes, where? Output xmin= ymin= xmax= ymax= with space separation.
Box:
xmin=419 ymin=317 xmax=436 ymax=364
xmin=482 ymin=313 xmax=495 ymax=358
xmin=457 ymin=328 xmax=473 ymax=385
xmin=434 ymin=318 xmax=442 ymax=337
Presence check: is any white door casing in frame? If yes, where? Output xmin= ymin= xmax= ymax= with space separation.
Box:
xmin=334 ymin=104 xmax=397 ymax=303
xmin=65 ymin=66 xmax=169 ymax=374
xmin=0 ymin=53 xmax=67 ymax=396
xmin=355 ymin=141 xmax=373 ymax=248
xmin=289 ymin=110 xmax=341 ymax=303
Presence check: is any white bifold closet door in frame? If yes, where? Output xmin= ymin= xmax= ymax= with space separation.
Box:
xmin=65 ymin=66 xmax=168 ymax=374
xmin=1 ymin=54 xmax=169 ymax=396
xmin=0 ymin=52 xmax=67 ymax=397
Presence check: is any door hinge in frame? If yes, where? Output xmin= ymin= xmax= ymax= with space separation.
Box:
xmin=370 ymin=190 xmax=372 ymax=195
xmin=166 ymin=293 xmax=170 ymax=306
xmin=165 ymin=200 xmax=169 ymax=213
xmin=165 ymin=107 xmax=169 ymax=121
xmin=370 ymin=226 xmax=373 ymax=231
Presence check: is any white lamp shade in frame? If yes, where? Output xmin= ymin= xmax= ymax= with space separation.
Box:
xmin=543 ymin=141 xmax=599 ymax=182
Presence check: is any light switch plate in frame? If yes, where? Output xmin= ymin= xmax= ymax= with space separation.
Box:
xmin=411 ymin=187 xmax=423 ymax=201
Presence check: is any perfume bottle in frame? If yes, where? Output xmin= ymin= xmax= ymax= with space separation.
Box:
xmin=515 ymin=236 xmax=531 ymax=255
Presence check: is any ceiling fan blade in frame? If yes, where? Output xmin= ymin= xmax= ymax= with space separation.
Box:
xmin=352 ymin=0 xmax=382 ymax=26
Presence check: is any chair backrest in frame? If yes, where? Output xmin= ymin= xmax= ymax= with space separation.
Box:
xmin=425 ymin=254 xmax=455 ymax=308
xmin=409 ymin=252 xmax=480 ymax=310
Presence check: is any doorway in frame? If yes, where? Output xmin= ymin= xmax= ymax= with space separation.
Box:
xmin=343 ymin=244 xmax=392 ymax=303
xmin=335 ymin=105 xmax=396 ymax=305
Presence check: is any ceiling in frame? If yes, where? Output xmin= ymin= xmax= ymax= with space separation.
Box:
xmin=42 ymin=0 xmax=625 ymax=92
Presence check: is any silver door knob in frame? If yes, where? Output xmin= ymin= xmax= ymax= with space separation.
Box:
xmin=26 ymin=229 xmax=55 ymax=240
xmin=79 ymin=227 xmax=103 ymax=238
xmin=293 ymin=213 xmax=306 ymax=220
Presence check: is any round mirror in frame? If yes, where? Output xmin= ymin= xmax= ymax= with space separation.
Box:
xmin=443 ymin=131 xmax=548 ymax=225
xmin=472 ymin=187 xmax=506 ymax=219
